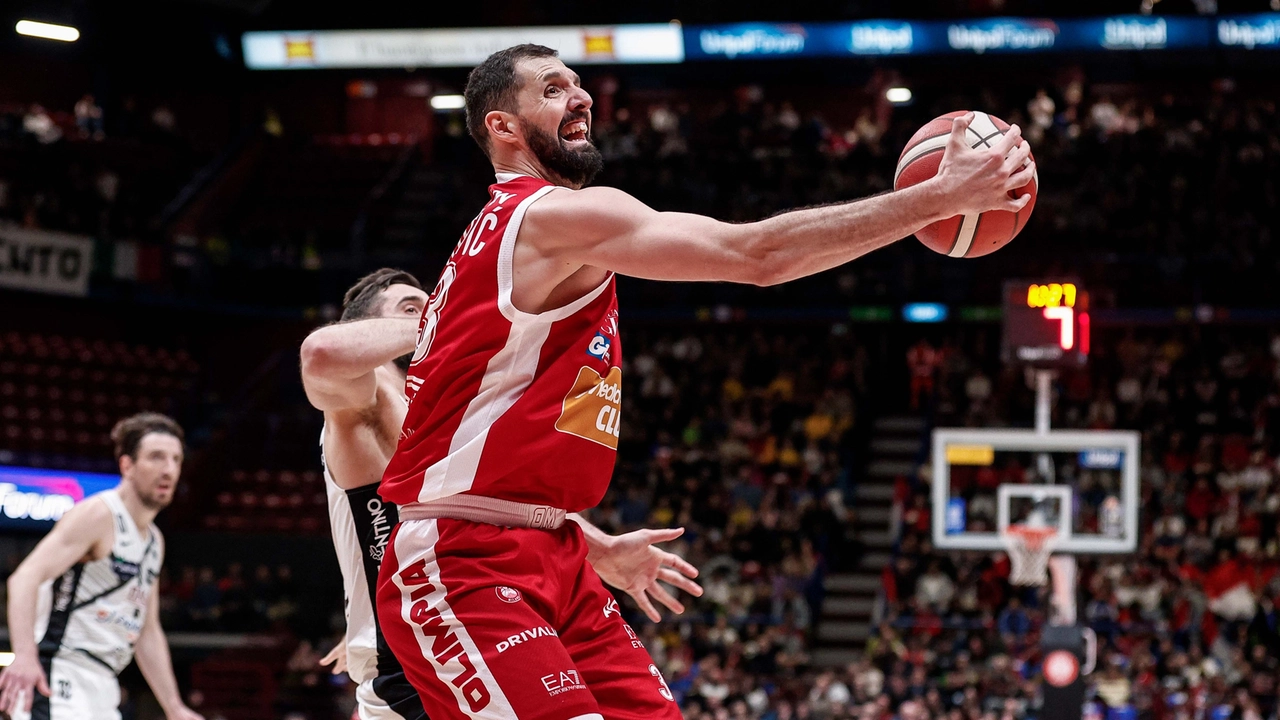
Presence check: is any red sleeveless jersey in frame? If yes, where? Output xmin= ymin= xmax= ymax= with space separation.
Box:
xmin=380 ymin=174 xmax=622 ymax=512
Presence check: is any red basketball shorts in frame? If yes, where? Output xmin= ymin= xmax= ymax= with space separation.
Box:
xmin=376 ymin=517 xmax=682 ymax=720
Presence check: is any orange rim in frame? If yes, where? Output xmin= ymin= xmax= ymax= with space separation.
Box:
xmin=1003 ymin=525 xmax=1058 ymax=551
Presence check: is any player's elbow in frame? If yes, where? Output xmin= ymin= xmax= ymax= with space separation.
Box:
xmin=299 ymin=333 xmax=339 ymax=379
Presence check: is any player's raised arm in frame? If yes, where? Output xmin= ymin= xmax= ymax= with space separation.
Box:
xmin=0 ymin=498 xmax=112 ymax=714
xmin=300 ymin=317 xmax=420 ymax=412
xmin=300 ymin=270 xmax=425 ymax=413
xmin=522 ymin=113 xmax=1033 ymax=287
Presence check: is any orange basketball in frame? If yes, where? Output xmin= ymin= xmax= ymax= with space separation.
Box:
xmin=894 ymin=110 xmax=1037 ymax=258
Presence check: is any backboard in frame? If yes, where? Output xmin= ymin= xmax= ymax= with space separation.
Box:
xmin=931 ymin=428 xmax=1140 ymax=554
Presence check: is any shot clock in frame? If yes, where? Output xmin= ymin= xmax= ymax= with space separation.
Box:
xmin=1002 ymin=280 xmax=1090 ymax=367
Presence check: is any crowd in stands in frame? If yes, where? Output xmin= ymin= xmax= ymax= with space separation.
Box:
xmin=158 ymin=563 xmax=307 ymax=634
xmin=576 ymin=71 xmax=1280 ymax=311
xmin=577 ymin=325 xmax=869 ymax=709
xmin=0 ymin=96 xmax=196 ymax=242
xmin=880 ymin=326 xmax=1280 ymax=720
xmin=3 ymin=59 xmax=1280 ymax=720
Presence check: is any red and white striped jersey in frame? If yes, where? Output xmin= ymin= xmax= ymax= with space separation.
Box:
xmin=380 ymin=174 xmax=622 ymax=512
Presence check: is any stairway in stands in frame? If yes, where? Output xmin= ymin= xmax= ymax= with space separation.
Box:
xmin=812 ymin=415 xmax=925 ymax=666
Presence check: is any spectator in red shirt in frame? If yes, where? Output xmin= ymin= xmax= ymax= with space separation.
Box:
xmin=1185 ymin=477 xmax=1217 ymax=521
xmin=906 ymin=339 xmax=939 ymax=411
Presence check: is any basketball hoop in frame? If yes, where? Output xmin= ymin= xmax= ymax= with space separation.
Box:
xmin=1002 ymin=525 xmax=1059 ymax=586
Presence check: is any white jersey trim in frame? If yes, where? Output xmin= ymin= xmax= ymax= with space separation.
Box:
xmin=320 ymin=429 xmax=380 ymax=685
xmin=416 ymin=179 xmax=611 ymax=502
xmin=495 ymin=184 xmax=612 ymax=324
xmin=389 ymin=519 xmax=518 ymax=719
xmin=418 ymin=317 xmax=553 ymax=502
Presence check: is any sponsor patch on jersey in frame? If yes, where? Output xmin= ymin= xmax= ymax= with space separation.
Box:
xmin=111 ymin=556 xmax=141 ymax=581
xmin=495 ymin=586 xmax=522 ymax=604
xmin=496 ymin=625 xmax=557 ymax=653
xmin=541 ymin=669 xmax=587 ymax=697
xmin=586 ymin=333 xmax=611 ymax=361
xmin=555 ymin=366 xmax=622 ymax=450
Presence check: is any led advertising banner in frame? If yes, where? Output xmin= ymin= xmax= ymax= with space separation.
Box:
xmin=242 ymin=14 xmax=1280 ymax=70
xmin=682 ymin=14 xmax=1279 ymax=59
xmin=0 ymin=466 xmax=120 ymax=531
xmin=1216 ymin=14 xmax=1280 ymax=49
xmin=243 ymin=24 xmax=684 ymax=69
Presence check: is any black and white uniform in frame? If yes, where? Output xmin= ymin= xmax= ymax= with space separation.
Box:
xmin=25 ymin=490 xmax=162 ymax=720
xmin=322 ymin=430 xmax=426 ymax=720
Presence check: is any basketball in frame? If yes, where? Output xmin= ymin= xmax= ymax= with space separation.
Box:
xmin=894 ymin=110 xmax=1038 ymax=258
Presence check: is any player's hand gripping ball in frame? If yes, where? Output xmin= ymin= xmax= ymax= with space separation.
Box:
xmin=894 ymin=110 xmax=1037 ymax=258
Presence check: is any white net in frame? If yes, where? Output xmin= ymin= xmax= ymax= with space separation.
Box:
xmin=1002 ymin=525 xmax=1059 ymax=586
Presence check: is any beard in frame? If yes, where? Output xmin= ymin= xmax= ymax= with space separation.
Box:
xmin=139 ymin=489 xmax=172 ymax=511
xmin=524 ymin=117 xmax=603 ymax=188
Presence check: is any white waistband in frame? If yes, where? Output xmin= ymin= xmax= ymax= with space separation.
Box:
xmin=399 ymin=495 xmax=566 ymax=529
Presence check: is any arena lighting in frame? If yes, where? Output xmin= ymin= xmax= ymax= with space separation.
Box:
xmin=903 ymin=302 xmax=948 ymax=323
xmin=886 ymin=87 xmax=913 ymax=104
xmin=15 ymin=19 xmax=80 ymax=42
xmin=429 ymin=94 xmax=466 ymax=110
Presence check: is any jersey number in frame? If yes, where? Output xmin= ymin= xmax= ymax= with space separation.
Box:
xmin=649 ymin=664 xmax=674 ymax=702
xmin=411 ymin=261 xmax=458 ymax=366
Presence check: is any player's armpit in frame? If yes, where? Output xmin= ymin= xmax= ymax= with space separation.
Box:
xmin=522 ymin=187 xmax=776 ymax=286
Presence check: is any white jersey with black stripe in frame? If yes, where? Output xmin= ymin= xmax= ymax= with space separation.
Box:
xmin=33 ymin=489 xmax=163 ymax=675
xmin=321 ymin=428 xmax=397 ymax=686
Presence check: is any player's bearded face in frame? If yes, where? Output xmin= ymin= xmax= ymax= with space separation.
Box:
xmin=126 ymin=433 xmax=182 ymax=510
xmin=137 ymin=464 xmax=177 ymax=510
xmin=523 ymin=111 xmax=603 ymax=187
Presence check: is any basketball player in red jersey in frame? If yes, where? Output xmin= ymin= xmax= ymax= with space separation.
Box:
xmin=376 ymin=45 xmax=1034 ymax=720
xmin=300 ymin=269 xmax=700 ymax=720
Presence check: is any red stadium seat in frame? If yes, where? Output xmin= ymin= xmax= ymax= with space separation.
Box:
xmin=239 ymin=492 xmax=261 ymax=512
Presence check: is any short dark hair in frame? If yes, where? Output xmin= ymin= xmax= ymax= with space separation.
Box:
xmin=464 ymin=44 xmax=559 ymax=156
xmin=341 ymin=268 xmax=423 ymax=321
xmin=111 ymin=412 xmax=184 ymax=461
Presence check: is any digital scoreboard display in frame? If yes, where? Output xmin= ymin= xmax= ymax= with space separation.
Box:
xmin=1002 ymin=281 xmax=1090 ymax=367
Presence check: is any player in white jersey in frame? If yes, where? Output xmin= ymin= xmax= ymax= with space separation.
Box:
xmin=0 ymin=413 xmax=202 ymax=720
xmin=300 ymin=269 xmax=701 ymax=719
xmin=304 ymin=269 xmax=432 ymax=720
